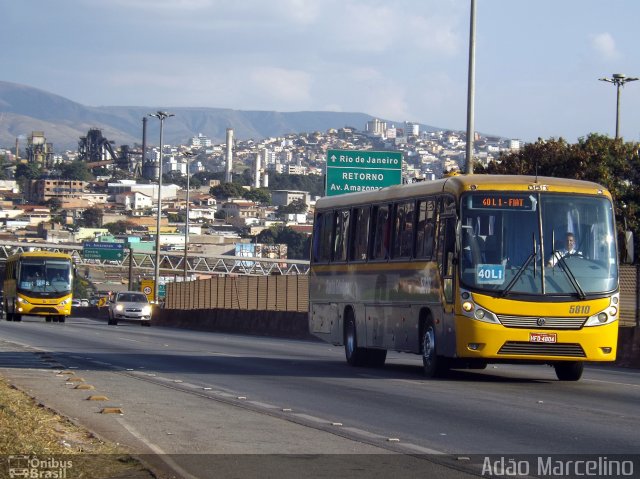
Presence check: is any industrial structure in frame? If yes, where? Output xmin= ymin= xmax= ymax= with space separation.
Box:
xmin=78 ymin=128 xmax=141 ymax=176
xmin=26 ymin=131 xmax=54 ymax=168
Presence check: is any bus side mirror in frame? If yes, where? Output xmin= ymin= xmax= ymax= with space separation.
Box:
xmin=623 ymin=230 xmax=634 ymax=264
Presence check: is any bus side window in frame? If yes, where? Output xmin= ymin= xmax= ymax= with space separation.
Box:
xmin=391 ymin=201 xmax=415 ymax=259
xmin=370 ymin=205 xmax=390 ymax=260
xmin=416 ymin=198 xmax=436 ymax=259
xmin=349 ymin=206 xmax=370 ymax=261
xmin=333 ymin=209 xmax=350 ymax=262
xmin=312 ymin=212 xmax=333 ymax=262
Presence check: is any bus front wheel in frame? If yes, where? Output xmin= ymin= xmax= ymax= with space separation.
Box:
xmin=13 ymin=314 xmax=22 ymax=322
xmin=554 ymin=361 xmax=583 ymax=381
xmin=421 ymin=320 xmax=448 ymax=378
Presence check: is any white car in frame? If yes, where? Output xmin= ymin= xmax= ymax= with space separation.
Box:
xmin=107 ymin=291 xmax=152 ymax=326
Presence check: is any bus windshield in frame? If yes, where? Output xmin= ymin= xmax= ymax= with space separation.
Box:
xmin=460 ymin=192 xmax=617 ymax=296
xmin=18 ymin=259 xmax=72 ymax=294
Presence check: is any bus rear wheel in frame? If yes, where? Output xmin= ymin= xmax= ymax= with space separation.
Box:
xmin=344 ymin=312 xmax=366 ymax=366
xmin=421 ymin=320 xmax=448 ymax=378
xmin=554 ymin=361 xmax=583 ymax=381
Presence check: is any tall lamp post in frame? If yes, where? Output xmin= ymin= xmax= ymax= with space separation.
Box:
xmin=599 ymin=73 xmax=638 ymax=139
xmin=149 ymin=111 xmax=174 ymax=304
xmin=465 ymin=0 xmax=476 ymax=174
xmin=182 ymin=150 xmax=195 ymax=281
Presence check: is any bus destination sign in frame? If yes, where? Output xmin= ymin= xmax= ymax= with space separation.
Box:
xmin=469 ymin=194 xmax=535 ymax=211
xmin=325 ymin=149 xmax=402 ymax=197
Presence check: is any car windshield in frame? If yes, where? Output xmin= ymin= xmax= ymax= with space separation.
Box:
xmin=118 ymin=293 xmax=148 ymax=303
xmin=460 ymin=192 xmax=617 ymax=297
xmin=19 ymin=260 xmax=72 ymax=293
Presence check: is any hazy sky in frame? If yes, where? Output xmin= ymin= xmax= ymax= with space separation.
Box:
xmin=2 ymin=0 xmax=640 ymax=143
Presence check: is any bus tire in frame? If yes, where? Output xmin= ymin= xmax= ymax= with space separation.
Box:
xmin=59 ymin=316 xmax=66 ymax=323
xmin=344 ymin=311 xmax=366 ymax=367
xmin=554 ymin=361 xmax=583 ymax=381
xmin=45 ymin=317 xmax=52 ymax=323
xmin=421 ymin=319 xmax=448 ymax=378
xmin=13 ymin=314 xmax=22 ymax=322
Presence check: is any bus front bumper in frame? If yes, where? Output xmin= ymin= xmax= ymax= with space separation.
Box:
xmin=454 ymin=316 xmax=618 ymax=362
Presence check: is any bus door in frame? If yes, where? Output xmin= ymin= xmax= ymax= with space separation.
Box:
xmin=437 ymin=215 xmax=457 ymax=355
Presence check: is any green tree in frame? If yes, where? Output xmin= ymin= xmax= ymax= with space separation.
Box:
xmin=256 ymin=225 xmax=310 ymax=260
xmin=277 ymin=198 xmax=307 ymax=216
xmin=80 ymin=207 xmax=103 ymax=228
xmin=15 ymin=162 xmax=43 ymax=181
xmin=104 ymin=220 xmax=138 ymax=235
xmin=210 ymin=182 xmax=246 ymax=199
xmin=242 ymin=188 xmax=271 ymax=204
xmin=44 ymin=197 xmax=63 ymax=212
xmin=268 ymin=172 xmax=324 ymax=197
xmin=59 ymin=160 xmax=94 ymax=181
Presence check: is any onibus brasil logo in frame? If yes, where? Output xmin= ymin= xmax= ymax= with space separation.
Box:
xmin=7 ymin=456 xmax=73 ymax=478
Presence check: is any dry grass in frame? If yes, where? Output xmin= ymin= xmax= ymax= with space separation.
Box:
xmin=0 ymin=375 xmax=155 ymax=478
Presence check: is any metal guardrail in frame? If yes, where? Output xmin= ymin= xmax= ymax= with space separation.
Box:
xmin=0 ymin=240 xmax=310 ymax=276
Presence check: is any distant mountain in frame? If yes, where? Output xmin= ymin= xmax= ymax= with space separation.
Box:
xmin=0 ymin=81 xmax=443 ymax=152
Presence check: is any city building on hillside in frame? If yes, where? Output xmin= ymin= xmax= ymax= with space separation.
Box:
xmin=271 ymin=190 xmax=310 ymax=207
xmin=190 ymin=133 xmax=212 ymax=148
xmin=115 ymin=191 xmax=153 ymax=210
xmin=28 ymin=179 xmax=88 ymax=203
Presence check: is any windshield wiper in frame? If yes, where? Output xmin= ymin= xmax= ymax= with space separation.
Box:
xmin=555 ymin=255 xmax=587 ymax=299
xmin=500 ymin=252 xmax=535 ymax=298
xmin=501 ymin=234 xmax=540 ymax=298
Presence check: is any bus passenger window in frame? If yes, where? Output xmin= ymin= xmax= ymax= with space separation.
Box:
xmin=333 ymin=209 xmax=350 ymax=262
xmin=371 ymin=205 xmax=390 ymax=260
xmin=392 ymin=201 xmax=415 ymax=258
xmin=416 ymin=199 xmax=436 ymax=259
xmin=349 ymin=206 xmax=370 ymax=261
xmin=312 ymin=212 xmax=333 ymax=262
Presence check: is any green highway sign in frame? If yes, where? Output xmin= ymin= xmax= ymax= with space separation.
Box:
xmin=82 ymin=242 xmax=125 ymax=261
xmin=325 ymin=149 xmax=402 ymax=196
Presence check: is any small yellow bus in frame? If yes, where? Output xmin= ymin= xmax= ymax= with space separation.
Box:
xmin=3 ymin=251 xmax=74 ymax=323
xmin=309 ymin=175 xmax=620 ymax=381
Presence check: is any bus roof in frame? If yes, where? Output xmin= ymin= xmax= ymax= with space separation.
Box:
xmin=315 ymin=174 xmax=612 ymax=210
xmin=6 ymin=251 xmax=74 ymax=262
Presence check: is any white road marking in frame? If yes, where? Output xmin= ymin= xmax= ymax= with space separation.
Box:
xmin=115 ymin=417 xmax=199 ymax=479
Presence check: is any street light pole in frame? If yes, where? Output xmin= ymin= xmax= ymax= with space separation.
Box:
xmin=149 ymin=111 xmax=174 ymax=304
xmin=599 ymin=73 xmax=638 ymax=139
xmin=182 ymin=151 xmax=195 ymax=281
xmin=465 ymin=0 xmax=476 ymax=174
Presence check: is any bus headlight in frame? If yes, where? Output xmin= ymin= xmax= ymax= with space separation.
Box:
xmin=473 ymin=308 xmax=499 ymax=324
xmin=17 ymin=297 xmax=30 ymax=305
xmin=59 ymin=298 xmax=71 ymax=306
xmin=584 ymin=302 xmax=618 ymax=327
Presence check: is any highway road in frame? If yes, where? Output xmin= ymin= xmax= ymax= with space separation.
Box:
xmin=1 ymin=315 xmax=639 ymax=478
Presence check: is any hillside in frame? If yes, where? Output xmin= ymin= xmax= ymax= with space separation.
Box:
xmin=0 ymin=81 xmax=442 ymax=152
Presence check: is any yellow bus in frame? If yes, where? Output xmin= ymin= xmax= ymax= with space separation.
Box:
xmin=3 ymin=251 xmax=75 ymax=323
xmin=309 ymin=175 xmax=620 ymax=381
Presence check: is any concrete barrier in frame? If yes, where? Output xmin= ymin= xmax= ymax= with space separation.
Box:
xmin=153 ymin=307 xmax=317 ymax=341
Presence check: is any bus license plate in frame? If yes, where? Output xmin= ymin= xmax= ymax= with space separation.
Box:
xmin=530 ymin=332 xmax=557 ymax=343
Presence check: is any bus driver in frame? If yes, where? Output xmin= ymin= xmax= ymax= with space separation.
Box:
xmin=548 ymin=232 xmax=581 ymax=266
